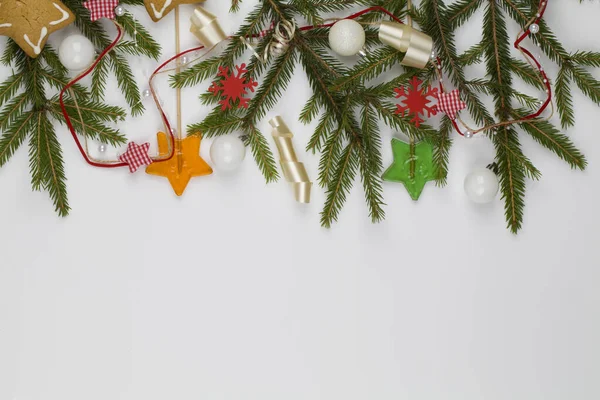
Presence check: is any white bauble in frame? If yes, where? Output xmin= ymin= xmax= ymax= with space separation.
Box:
xmin=464 ymin=167 xmax=499 ymax=204
xmin=58 ymin=35 xmax=96 ymax=71
xmin=210 ymin=136 xmax=246 ymax=172
xmin=328 ymin=19 xmax=366 ymax=56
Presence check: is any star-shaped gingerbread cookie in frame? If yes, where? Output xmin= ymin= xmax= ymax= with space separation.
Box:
xmin=0 ymin=0 xmax=75 ymax=58
xmin=143 ymin=0 xmax=200 ymax=22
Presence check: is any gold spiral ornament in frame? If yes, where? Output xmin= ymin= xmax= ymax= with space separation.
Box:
xmin=379 ymin=21 xmax=433 ymax=69
xmin=264 ymin=18 xmax=296 ymax=60
xmin=269 ymin=116 xmax=312 ymax=204
xmin=190 ymin=6 xmax=228 ymax=48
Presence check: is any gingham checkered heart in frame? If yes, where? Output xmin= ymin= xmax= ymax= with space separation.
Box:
xmin=436 ymin=89 xmax=467 ymax=120
xmin=119 ymin=142 xmax=153 ymax=173
xmin=83 ymin=0 xmax=120 ymax=22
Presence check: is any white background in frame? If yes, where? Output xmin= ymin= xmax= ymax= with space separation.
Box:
xmin=1 ymin=1 xmax=599 ymax=399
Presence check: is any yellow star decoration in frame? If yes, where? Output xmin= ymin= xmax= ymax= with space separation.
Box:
xmin=0 ymin=0 xmax=75 ymax=58
xmin=146 ymin=132 xmax=213 ymax=196
xmin=143 ymin=0 xmax=200 ymax=22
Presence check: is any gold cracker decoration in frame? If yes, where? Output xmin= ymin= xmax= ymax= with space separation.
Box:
xmin=0 ymin=0 xmax=75 ymax=58
xmin=143 ymin=0 xmax=200 ymax=22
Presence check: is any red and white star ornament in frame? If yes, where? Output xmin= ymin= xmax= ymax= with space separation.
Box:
xmin=83 ymin=0 xmax=120 ymax=21
xmin=119 ymin=142 xmax=154 ymax=173
xmin=436 ymin=89 xmax=467 ymax=120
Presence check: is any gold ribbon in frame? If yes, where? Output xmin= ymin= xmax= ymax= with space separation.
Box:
xmin=190 ymin=6 xmax=227 ymax=48
xmin=379 ymin=21 xmax=433 ymax=69
xmin=269 ymin=116 xmax=312 ymax=204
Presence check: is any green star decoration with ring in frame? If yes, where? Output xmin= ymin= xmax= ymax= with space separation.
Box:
xmin=382 ymin=138 xmax=440 ymax=201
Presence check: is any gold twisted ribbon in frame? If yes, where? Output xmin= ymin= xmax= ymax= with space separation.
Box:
xmin=190 ymin=6 xmax=228 ymax=48
xmin=269 ymin=116 xmax=312 ymax=204
xmin=379 ymin=21 xmax=433 ymax=69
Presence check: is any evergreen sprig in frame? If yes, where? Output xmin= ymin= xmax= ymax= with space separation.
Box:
xmin=62 ymin=0 xmax=161 ymax=116
xmin=0 ymin=45 xmax=127 ymax=216
xmin=172 ymin=0 xmax=598 ymax=232
xmin=174 ymin=0 xmax=437 ymax=227
xmin=419 ymin=0 xmax=594 ymax=233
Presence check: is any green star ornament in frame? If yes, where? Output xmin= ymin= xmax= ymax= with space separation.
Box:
xmin=382 ymin=138 xmax=439 ymax=201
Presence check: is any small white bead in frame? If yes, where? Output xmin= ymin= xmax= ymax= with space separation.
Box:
xmin=529 ymin=23 xmax=540 ymax=34
xmin=464 ymin=167 xmax=500 ymax=204
xmin=464 ymin=131 xmax=473 ymax=139
xmin=181 ymin=55 xmax=189 ymax=65
xmin=430 ymin=51 xmax=436 ymax=60
xmin=98 ymin=144 xmax=107 ymax=153
xmin=114 ymin=5 xmax=126 ymax=17
xmin=142 ymin=89 xmax=151 ymax=98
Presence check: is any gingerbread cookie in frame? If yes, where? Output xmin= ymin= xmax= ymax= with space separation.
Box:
xmin=143 ymin=0 xmax=200 ymax=22
xmin=0 ymin=0 xmax=75 ymax=58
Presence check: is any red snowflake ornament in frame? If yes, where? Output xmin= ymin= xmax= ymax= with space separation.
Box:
xmin=209 ymin=64 xmax=258 ymax=111
xmin=394 ymin=77 xmax=439 ymax=127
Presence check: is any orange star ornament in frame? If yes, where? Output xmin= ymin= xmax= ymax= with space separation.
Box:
xmin=0 ymin=0 xmax=75 ymax=58
xmin=143 ymin=0 xmax=200 ymax=22
xmin=146 ymin=132 xmax=213 ymax=196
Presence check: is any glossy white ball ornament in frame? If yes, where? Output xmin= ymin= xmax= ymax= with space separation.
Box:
xmin=210 ymin=136 xmax=246 ymax=172
xmin=58 ymin=35 xmax=96 ymax=71
xmin=464 ymin=167 xmax=499 ymax=204
xmin=328 ymin=19 xmax=366 ymax=56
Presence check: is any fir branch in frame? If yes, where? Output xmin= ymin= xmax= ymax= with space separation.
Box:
xmin=243 ymin=123 xmax=280 ymax=182
xmin=359 ymin=105 xmax=385 ymax=222
xmin=570 ymin=51 xmax=600 ymax=67
xmin=555 ymin=66 xmax=575 ymax=128
xmin=331 ymin=47 xmax=405 ymax=92
xmin=91 ymin=56 xmax=110 ymax=101
xmin=191 ymin=108 xmax=244 ymax=137
xmin=447 ymin=0 xmax=484 ymax=29
xmin=35 ymin=113 xmax=70 ymax=216
xmin=170 ymin=56 xmax=223 ymax=89
xmin=109 ymin=53 xmax=144 ymax=116
xmin=116 ymin=13 xmax=161 ymax=60
xmin=0 ymin=112 xmax=34 ymax=167
xmin=433 ymin=116 xmax=453 ymax=186
xmin=244 ymin=47 xmax=298 ymax=123
xmin=508 ymin=58 xmax=545 ymax=90
xmin=458 ymin=41 xmax=485 ymax=66
xmin=0 ymin=93 xmax=28 ymax=131
xmin=320 ymin=142 xmax=359 ymax=228
xmin=514 ymin=111 xmax=587 ymax=170
xmin=493 ymin=127 xmax=527 ymax=234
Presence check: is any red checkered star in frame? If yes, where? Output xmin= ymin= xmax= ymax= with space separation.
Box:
xmin=119 ymin=142 xmax=153 ymax=173
xmin=83 ymin=0 xmax=120 ymax=21
xmin=436 ymin=89 xmax=467 ymax=120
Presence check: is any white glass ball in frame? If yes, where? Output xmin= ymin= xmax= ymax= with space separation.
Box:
xmin=58 ymin=35 xmax=96 ymax=71
xmin=210 ymin=136 xmax=246 ymax=172
xmin=328 ymin=19 xmax=366 ymax=57
xmin=464 ymin=167 xmax=499 ymax=204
